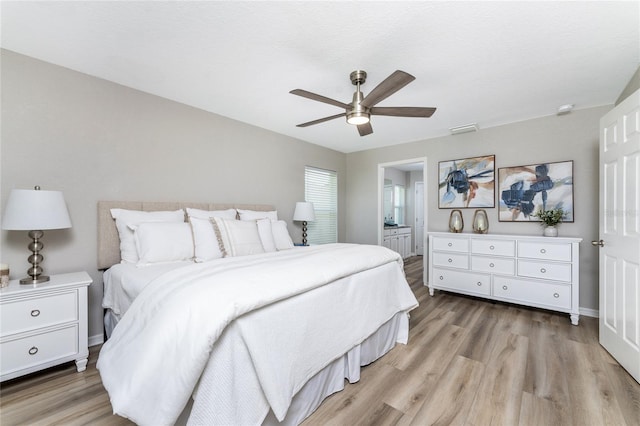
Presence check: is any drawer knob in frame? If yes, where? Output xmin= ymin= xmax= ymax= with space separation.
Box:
xmin=540 ymin=249 xmax=546 ymax=254
xmin=28 ymin=346 xmax=39 ymax=356
xmin=502 ymin=285 xmax=508 ymax=290
xmin=489 ymin=245 xmax=495 ymax=250
xmin=448 ymin=242 xmax=453 ymax=247
xmin=439 ymin=275 xmax=444 ymax=280
xmin=489 ymin=263 xmax=495 ymax=268
xmin=30 ymin=309 xmax=40 ymax=317
xmin=477 ymin=282 xmax=482 ymax=286
xmin=540 ymin=268 xmax=547 ymax=273
xmin=553 ymin=293 xmax=560 ymax=298
xmin=448 ymin=258 xmax=453 ymax=263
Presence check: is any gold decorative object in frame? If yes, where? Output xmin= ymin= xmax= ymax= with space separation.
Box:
xmin=448 ymin=210 xmax=464 ymax=233
xmin=472 ymin=209 xmax=489 ymax=234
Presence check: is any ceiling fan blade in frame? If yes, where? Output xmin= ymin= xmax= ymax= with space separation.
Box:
xmin=357 ymin=122 xmax=373 ymax=136
xmin=290 ymin=89 xmax=350 ymax=110
xmin=371 ymin=106 xmax=437 ymax=118
xmin=296 ymin=112 xmax=346 ymax=127
xmin=360 ymin=70 xmax=415 ymax=108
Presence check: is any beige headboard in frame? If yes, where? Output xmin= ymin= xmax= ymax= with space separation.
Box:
xmin=97 ymin=201 xmax=275 ymax=270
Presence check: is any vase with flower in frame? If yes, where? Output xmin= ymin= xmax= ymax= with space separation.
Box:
xmin=533 ymin=207 xmax=566 ymax=237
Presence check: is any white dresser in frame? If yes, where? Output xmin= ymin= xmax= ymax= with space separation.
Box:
xmin=0 ymin=272 xmax=92 ymax=381
xmin=383 ymin=226 xmax=412 ymax=259
xmin=428 ymin=232 xmax=582 ymax=325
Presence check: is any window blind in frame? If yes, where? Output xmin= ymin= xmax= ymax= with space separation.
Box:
xmin=305 ymin=166 xmax=337 ymax=244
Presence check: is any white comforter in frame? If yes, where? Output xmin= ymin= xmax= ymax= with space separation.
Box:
xmin=97 ymin=244 xmax=418 ymax=425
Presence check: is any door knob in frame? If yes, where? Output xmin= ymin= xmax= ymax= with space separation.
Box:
xmin=591 ymin=240 xmax=604 ymax=247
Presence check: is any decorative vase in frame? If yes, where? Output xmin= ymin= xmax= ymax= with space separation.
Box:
xmin=543 ymin=226 xmax=558 ymax=237
xmin=449 ymin=210 xmax=464 ymax=233
xmin=472 ymin=209 xmax=489 ymax=234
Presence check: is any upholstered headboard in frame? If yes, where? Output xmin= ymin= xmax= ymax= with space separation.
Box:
xmin=97 ymin=201 xmax=275 ymax=270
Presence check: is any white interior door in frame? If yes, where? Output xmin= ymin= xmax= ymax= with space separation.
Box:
xmin=415 ymin=182 xmax=425 ymax=255
xmin=598 ymin=88 xmax=640 ymax=383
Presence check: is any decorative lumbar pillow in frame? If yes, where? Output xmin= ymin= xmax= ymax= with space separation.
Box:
xmin=256 ymin=218 xmax=277 ymax=253
xmin=237 ymin=209 xmax=278 ymax=221
xmin=211 ymin=217 xmax=265 ymax=257
xmin=132 ymin=222 xmax=194 ymax=266
xmin=271 ymin=220 xmax=294 ymax=250
xmin=110 ymin=209 xmax=185 ymax=264
xmin=186 ymin=208 xmax=239 ymax=262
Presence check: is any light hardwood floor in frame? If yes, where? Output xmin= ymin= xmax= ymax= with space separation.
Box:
xmin=1 ymin=256 xmax=638 ymax=425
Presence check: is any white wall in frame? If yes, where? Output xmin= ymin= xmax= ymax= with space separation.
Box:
xmin=345 ymin=106 xmax=611 ymax=312
xmin=0 ymin=50 xmax=346 ymax=341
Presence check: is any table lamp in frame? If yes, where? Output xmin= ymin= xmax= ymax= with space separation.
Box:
xmin=2 ymin=186 xmax=72 ymax=284
xmin=293 ymin=202 xmax=315 ymax=246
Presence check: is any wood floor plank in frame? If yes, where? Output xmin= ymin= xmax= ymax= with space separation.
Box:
xmin=2 ymin=255 xmax=639 ymax=426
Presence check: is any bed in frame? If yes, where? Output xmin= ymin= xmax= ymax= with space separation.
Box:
xmin=95 ymin=201 xmax=418 ymax=426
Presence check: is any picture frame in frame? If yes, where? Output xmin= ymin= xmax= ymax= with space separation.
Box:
xmin=438 ymin=155 xmax=495 ymax=208
xmin=498 ymin=160 xmax=574 ymax=222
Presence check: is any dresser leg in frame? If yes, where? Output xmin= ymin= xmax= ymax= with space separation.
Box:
xmin=570 ymin=314 xmax=579 ymax=326
xmin=75 ymin=357 xmax=88 ymax=372
xmin=429 ymin=287 xmax=434 ymax=296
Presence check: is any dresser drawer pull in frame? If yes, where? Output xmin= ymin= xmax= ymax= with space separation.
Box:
xmin=553 ymin=293 xmax=560 ymax=298
xmin=502 ymin=285 xmax=508 ymax=290
xmin=448 ymin=258 xmax=453 ymax=263
xmin=28 ymin=346 xmax=39 ymax=356
xmin=477 ymin=282 xmax=482 ymax=286
xmin=489 ymin=245 xmax=495 ymax=250
xmin=540 ymin=249 xmax=546 ymax=254
xmin=439 ymin=275 xmax=444 ymax=280
xmin=448 ymin=242 xmax=453 ymax=247
xmin=540 ymin=268 xmax=547 ymax=273
xmin=30 ymin=309 xmax=41 ymax=317
xmin=489 ymin=263 xmax=495 ymax=268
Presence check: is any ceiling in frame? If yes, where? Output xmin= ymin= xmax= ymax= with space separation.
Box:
xmin=1 ymin=1 xmax=638 ymax=154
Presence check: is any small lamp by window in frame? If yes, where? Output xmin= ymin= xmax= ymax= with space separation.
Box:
xmin=293 ymin=202 xmax=315 ymax=246
xmin=2 ymin=186 xmax=72 ymax=284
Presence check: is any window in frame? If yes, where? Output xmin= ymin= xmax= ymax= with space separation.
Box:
xmin=305 ymin=166 xmax=337 ymax=244
xmin=394 ymin=185 xmax=405 ymax=225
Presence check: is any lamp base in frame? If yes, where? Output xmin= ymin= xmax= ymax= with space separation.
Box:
xmin=20 ymin=275 xmax=50 ymax=285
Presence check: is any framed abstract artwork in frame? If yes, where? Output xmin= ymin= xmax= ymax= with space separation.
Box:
xmin=498 ymin=160 xmax=574 ymax=222
xmin=438 ymin=155 xmax=495 ymax=208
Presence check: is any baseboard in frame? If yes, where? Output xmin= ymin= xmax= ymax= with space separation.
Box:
xmin=89 ymin=333 xmax=105 ymax=347
xmin=579 ymin=307 xmax=599 ymax=318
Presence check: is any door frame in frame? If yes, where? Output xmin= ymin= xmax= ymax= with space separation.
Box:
xmin=378 ymin=157 xmax=428 ymax=284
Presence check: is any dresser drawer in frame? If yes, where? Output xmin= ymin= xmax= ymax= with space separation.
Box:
xmin=431 ymin=268 xmax=491 ymax=296
xmin=493 ymin=276 xmax=571 ymax=310
xmin=0 ymin=291 xmax=78 ymax=336
xmin=471 ymin=256 xmax=515 ymax=275
xmin=518 ymin=260 xmax=572 ymax=282
xmin=518 ymin=241 xmax=572 ymax=262
xmin=432 ymin=237 xmax=469 ymax=253
xmin=433 ymin=252 xmax=469 ymax=269
xmin=0 ymin=325 xmax=79 ymax=375
xmin=471 ymin=239 xmax=515 ymax=257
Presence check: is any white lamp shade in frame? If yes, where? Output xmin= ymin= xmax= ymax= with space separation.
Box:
xmin=2 ymin=188 xmax=72 ymax=230
xmin=293 ymin=202 xmax=315 ymax=222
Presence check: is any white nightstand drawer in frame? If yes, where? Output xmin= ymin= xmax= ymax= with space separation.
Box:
xmin=0 ymin=325 xmax=79 ymax=375
xmin=432 ymin=252 xmax=469 ymax=269
xmin=471 ymin=256 xmax=515 ymax=275
xmin=432 ymin=237 xmax=469 ymax=253
xmin=0 ymin=291 xmax=78 ymax=336
xmin=431 ymin=268 xmax=491 ymax=296
xmin=518 ymin=241 xmax=572 ymax=262
xmin=493 ymin=276 xmax=571 ymax=310
xmin=518 ymin=260 xmax=572 ymax=282
xmin=471 ymin=239 xmax=515 ymax=257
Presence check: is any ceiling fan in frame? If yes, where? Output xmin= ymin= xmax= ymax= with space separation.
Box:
xmin=290 ymin=70 xmax=436 ymax=136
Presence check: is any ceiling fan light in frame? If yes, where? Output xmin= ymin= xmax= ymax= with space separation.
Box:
xmin=346 ymin=112 xmax=370 ymax=125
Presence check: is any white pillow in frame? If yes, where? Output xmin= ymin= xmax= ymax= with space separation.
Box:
xmin=237 ymin=209 xmax=278 ymax=221
xmin=256 ymin=219 xmax=277 ymax=253
xmin=211 ymin=217 xmax=265 ymax=257
xmin=189 ymin=217 xmax=225 ymax=262
xmin=110 ymin=209 xmax=185 ymax=263
xmin=186 ymin=207 xmax=237 ymax=220
xmin=272 ymin=220 xmax=294 ymax=250
xmin=132 ymin=222 xmax=194 ymax=266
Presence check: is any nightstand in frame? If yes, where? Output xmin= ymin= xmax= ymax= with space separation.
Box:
xmin=0 ymin=271 xmax=92 ymax=382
